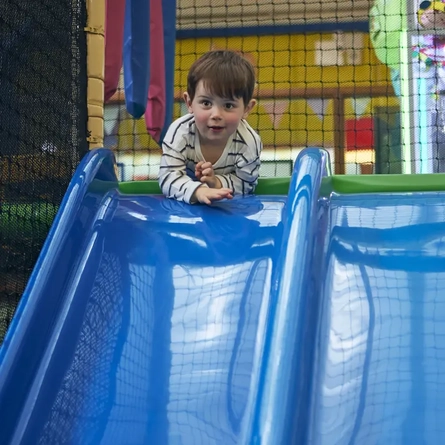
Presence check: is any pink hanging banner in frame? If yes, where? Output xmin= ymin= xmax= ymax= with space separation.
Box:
xmin=145 ymin=0 xmax=166 ymax=143
xmin=104 ymin=0 xmax=126 ymax=102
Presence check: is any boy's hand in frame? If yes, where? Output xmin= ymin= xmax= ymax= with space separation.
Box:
xmin=195 ymin=161 xmax=205 ymax=179
xmin=192 ymin=186 xmax=233 ymax=205
xmin=195 ymin=161 xmax=222 ymax=188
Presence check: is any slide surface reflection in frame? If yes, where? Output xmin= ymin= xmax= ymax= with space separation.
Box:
xmin=309 ymin=192 xmax=445 ymax=445
xmin=2 ymin=148 xmax=445 ymax=445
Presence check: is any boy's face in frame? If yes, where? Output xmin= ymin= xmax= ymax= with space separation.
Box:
xmin=184 ymin=80 xmax=255 ymax=149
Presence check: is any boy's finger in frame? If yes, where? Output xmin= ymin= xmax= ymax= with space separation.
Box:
xmin=200 ymin=176 xmax=216 ymax=186
xmin=217 ymin=190 xmax=232 ymax=200
xmin=202 ymin=168 xmax=213 ymax=176
xmin=198 ymin=193 xmax=211 ymax=205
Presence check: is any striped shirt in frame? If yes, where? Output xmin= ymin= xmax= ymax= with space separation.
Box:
xmin=158 ymin=114 xmax=262 ymax=204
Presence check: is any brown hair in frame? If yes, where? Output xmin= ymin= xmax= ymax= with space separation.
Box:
xmin=187 ymin=50 xmax=256 ymax=106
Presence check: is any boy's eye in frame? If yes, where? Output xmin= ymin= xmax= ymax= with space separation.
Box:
xmin=225 ymin=103 xmax=236 ymax=109
xmin=201 ymin=100 xmax=211 ymax=107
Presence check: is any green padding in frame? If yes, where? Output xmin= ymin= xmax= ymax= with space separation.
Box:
xmin=255 ymin=177 xmax=290 ymax=195
xmin=119 ymin=177 xmax=291 ymax=195
xmin=119 ymin=181 xmax=161 ymax=195
xmin=119 ymin=174 xmax=445 ymax=198
xmin=0 ymin=203 xmax=58 ymax=241
xmin=321 ymin=174 xmax=445 ymax=196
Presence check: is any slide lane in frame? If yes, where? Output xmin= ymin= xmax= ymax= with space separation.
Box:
xmin=308 ymin=190 xmax=445 ymax=445
xmin=0 ymin=148 xmax=330 ymax=444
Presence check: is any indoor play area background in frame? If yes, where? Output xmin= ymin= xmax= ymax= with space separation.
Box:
xmin=0 ymin=0 xmax=403 ymax=343
xmin=0 ymin=1 xmax=440 ymax=340
xmin=4 ymin=1 xmax=445 ymax=444
xmin=105 ymin=2 xmax=398 ymax=181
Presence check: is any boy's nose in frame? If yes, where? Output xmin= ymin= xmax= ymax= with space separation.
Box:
xmin=210 ymin=106 xmax=222 ymax=119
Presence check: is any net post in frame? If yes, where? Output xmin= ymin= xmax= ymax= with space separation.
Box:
xmin=86 ymin=0 xmax=106 ymax=149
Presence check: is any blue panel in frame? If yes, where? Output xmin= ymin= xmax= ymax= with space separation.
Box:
xmin=0 ymin=149 xmax=119 ymax=445
xmin=249 ymin=148 xmax=331 ymax=444
xmin=308 ymin=192 xmax=445 ymax=445
xmin=123 ymin=0 xmax=150 ymax=118
xmin=0 ymin=148 xmax=288 ymax=444
xmin=3 ymin=147 xmax=445 ymax=444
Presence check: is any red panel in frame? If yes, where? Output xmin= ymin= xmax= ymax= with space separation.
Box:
xmin=345 ymin=117 xmax=374 ymax=151
xmin=145 ymin=0 xmax=165 ymax=143
xmin=104 ymin=0 xmax=126 ymax=102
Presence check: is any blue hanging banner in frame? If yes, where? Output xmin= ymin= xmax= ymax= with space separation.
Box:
xmin=123 ymin=0 xmax=150 ymax=118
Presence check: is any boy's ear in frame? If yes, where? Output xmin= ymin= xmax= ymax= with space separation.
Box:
xmin=243 ymin=99 xmax=257 ymax=118
xmin=183 ymin=92 xmax=193 ymax=113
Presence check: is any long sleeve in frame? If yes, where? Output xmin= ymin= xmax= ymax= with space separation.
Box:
xmin=158 ymin=140 xmax=203 ymax=204
xmin=214 ymin=124 xmax=262 ymax=195
xmin=215 ymin=147 xmax=261 ymax=194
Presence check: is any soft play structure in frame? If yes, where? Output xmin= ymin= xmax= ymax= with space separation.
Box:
xmin=3 ymin=0 xmax=445 ymax=443
xmin=370 ymin=0 xmax=445 ymax=173
xmin=1 ymin=147 xmax=445 ymax=444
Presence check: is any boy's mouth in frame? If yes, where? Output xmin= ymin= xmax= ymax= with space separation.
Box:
xmin=209 ymin=126 xmax=224 ymax=131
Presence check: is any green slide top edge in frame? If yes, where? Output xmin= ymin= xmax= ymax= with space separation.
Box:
xmin=118 ymin=177 xmax=292 ymax=195
xmin=320 ymin=173 xmax=445 ymax=196
xmin=118 ymin=173 xmax=445 ymax=197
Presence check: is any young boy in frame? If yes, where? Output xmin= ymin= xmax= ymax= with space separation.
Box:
xmin=158 ymin=50 xmax=262 ymax=204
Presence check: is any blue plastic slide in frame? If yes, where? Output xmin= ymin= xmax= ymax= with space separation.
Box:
xmin=1 ymin=148 xmax=445 ymax=444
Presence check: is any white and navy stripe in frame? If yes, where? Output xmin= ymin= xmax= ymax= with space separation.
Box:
xmin=158 ymin=113 xmax=262 ymax=203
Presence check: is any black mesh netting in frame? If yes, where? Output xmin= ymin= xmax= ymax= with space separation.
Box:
xmin=0 ymin=0 xmax=88 ymax=342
